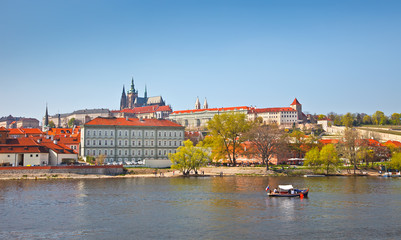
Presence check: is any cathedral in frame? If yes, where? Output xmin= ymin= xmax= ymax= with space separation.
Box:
xmin=120 ymin=78 xmax=165 ymax=110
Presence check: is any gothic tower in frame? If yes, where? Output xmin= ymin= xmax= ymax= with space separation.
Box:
xmin=44 ymin=104 xmax=49 ymax=127
xmin=120 ymin=85 xmax=127 ymax=110
xmin=127 ymin=77 xmax=138 ymax=109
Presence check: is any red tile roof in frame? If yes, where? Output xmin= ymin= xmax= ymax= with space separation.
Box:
xmin=172 ymin=106 xmax=251 ymax=115
xmin=291 ymin=98 xmax=301 ymax=105
xmin=47 ymin=128 xmax=79 ymax=136
xmin=0 ymin=127 xmax=7 ymax=131
xmin=7 ymin=128 xmax=43 ymax=135
xmin=0 ymin=146 xmax=47 ymax=153
xmin=85 ymin=117 xmax=183 ymax=127
xmin=253 ymin=107 xmax=296 ymax=113
xmin=156 ymin=105 xmax=172 ymax=112
xmin=320 ymin=139 xmax=340 ymax=145
xmin=8 ymin=129 xmax=24 ymax=135
xmin=384 ymin=140 xmax=401 ymax=148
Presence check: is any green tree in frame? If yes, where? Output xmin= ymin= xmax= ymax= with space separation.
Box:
xmin=320 ymin=144 xmax=341 ymax=175
xmin=390 ymin=113 xmax=401 ymax=125
xmin=48 ymin=120 xmax=56 ymax=128
xmin=245 ymin=124 xmax=289 ymax=170
xmin=169 ymin=140 xmax=211 ymax=175
xmin=362 ymin=115 xmax=372 ymax=125
xmin=68 ymin=118 xmax=76 ymax=128
xmin=342 ymin=113 xmax=354 ymax=128
xmin=372 ymin=111 xmax=388 ymax=125
xmin=304 ymin=147 xmax=322 ymax=172
xmin=207 ymin=113 xmax=251 ymax=165
xmin=389 ymin=152 xmax=401 ymax=171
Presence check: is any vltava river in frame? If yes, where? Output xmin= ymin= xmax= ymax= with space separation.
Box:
xmin=1 ymin=176 xmax=401 ymax=239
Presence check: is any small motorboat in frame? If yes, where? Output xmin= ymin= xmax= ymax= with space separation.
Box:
xmin=267 ymin=185 xmax=309 ymax=198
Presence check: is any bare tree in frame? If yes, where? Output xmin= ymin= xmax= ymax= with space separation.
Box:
xmin=339 ymin=128 xmax=360 ymax=174
xmin=245 ymin=124 xmax=289 ymax=170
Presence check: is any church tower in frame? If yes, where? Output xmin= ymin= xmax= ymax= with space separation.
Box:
xmin=195 ymin=97 xmax=201 ymax=110
xmin=203 ymin=98 xmax=208 ymax=109
xmin=120 ymin=85 xmax=127 ymax=110
xmin=290 ymin=98 xmax=302 ymax=120
xmin=127 ymin=77 xmax=138 ymax=109
xmin=44 ymin=104 xmax=49 ymax=127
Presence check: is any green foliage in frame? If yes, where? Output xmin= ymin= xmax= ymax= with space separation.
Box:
xmin=390 ymin=113 xmax=401 ymax=125
xmin=304 ymin=147 xmax=321 ymax=169
xmin=68 ymin=118 xmax=76 ymax=128
xmin=48 ymin=121 xmax=56 ymax=128
xmin=342 ymin=113 xmax=354 ymax=128
xmin=320 ymin=144 xmax=341 ymax=175
xmin=372 ymin=111 xmax=388 ymax=125
xmin=389 ymin=152 xmax=401 ymax=170
xmin=207 ymin=112 xmax=251 ymax=164
xmin=169 ymin=140 xmax=211 ymax=175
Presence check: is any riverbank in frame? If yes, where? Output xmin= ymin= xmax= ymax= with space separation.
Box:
xmin=0 ymin=166 xmax=382 ymax=180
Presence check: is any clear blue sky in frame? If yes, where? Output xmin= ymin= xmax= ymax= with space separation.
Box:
xmin=1 ymin=0 xmax=400 ymax=122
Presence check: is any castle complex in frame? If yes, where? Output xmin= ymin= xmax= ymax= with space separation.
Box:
xmin=120 ymin=78 xmax=165 ymax=110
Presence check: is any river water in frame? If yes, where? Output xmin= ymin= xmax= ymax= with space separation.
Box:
xmin=1 ymin=176 xmax=401 ymax=240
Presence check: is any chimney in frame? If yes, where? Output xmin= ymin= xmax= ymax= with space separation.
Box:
xmin=126 ymin=116 xmax=129 ymax=121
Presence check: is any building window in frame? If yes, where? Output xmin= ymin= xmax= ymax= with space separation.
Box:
xmin=150 ymin=150 xmax=154 ymax=156
xmin=93 ymin=131 xmax=96 ymax=136
xmin=158 ymin=150 xmax=162 ymax=155
xmin=145 ymin=131 xmax=148 ymax=137
xmin=119 ymin=131 xmax=122 ymax=136
xmin=132 ymin=131 xmax=135 ymax=137
xmin=158 ymin=141 xmax=161 ymax=146
xmin=111 ymin=131 xmax=113 ymax=136
xmin=158 ymin=132 xmax=161 ymax=137
xmin=125 ymin=150 xmax=128 ymax=156
xmin=118 ymin=150 xmax=122 ymax=155
xmin=87 ymin=131 xmax=90 ymax=136
xmin=132 ymin=140 xmax=135 ymax=146
xmin=164 ymin=141 xmax=167 ymax=146
xmin=138 ymin=141 xmax=141 ymax=146
xmin=105 ymin=150 xmax=108 ymax=155
xmin=87 ymin=140 xmax=90 ymax=145
xmin=99 ymin=140 xmax=102 ymax=145
xmin=105 ymin=140 xmax=108 ymax=146
xmin=93 ymin=150 xmax=96 ymax=156
xmin=138 ymin=150 xmax=141 ymax=156
xmin=110 ymin=150 xmax=114 ymax=155
xmin=111 ymin=140 xmax=114 ymax=146
xmin=169 ymin=131 xmax=172 ymax=137
xmin=99 ymin=150 xmax=101 ymax=155
xmin=93 ymin=140 xmax=96 ymax=145
xmin=125 ymin=140 xmax=128 ymax=146
xmin=119 ymin=140 xmax=122 ymax=146
xmin=87 ymin=150 xmax=90 ymax=156
xmin=105 ymin=131 xmax=108 ymax=136
xmin=164 ymin=131 xmax=167 ymax=137
xmin=145 ymin=150 xmax=148 ymax=156
xmin=151 ymin=141 xmax=154 ymax=146
xmin=132 ymin=150 xmax=135 ymax=156
xmin=99 ymin=131 xmax=102 ymax=136
xmin=125 ymin=131 xmax=128 ymax=136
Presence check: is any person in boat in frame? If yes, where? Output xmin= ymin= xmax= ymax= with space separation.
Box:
xmin=274 ymin=188 xmax=278 ymax=193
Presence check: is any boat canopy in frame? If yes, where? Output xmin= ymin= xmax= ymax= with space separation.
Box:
xmin=278 ymin=185 xmax=294 ymax=190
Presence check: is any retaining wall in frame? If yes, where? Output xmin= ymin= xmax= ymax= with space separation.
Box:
xmin=0 ymin=165 xmax=124 ymax=175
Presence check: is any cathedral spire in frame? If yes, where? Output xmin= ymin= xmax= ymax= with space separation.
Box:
xmin=44 ymin=103 xmax=49 ymax=126
xmin=144 ymin=84 xmax=148 ymax=99
xmin=130 ymin=77 xmax=135 ymax=93
xmin=120 ymin=85 xmax=127 ymax=110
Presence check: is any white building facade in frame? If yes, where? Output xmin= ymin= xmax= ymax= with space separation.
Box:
xmin=80 ymin=117 xmax=185 ymax=168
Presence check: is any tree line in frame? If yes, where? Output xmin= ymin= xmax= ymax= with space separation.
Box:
xmin=319 ymin=111 xmax=401 ymax=127
xmin=169 ymin=112 xmax=401 ymax=176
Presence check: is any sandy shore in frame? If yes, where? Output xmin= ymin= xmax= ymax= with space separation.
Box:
xmin=0 ymin=166 xmax=382 ymax=180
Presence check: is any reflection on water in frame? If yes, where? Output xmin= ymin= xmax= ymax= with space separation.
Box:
xmin=1 ymin=176 xmax=401 ymax=239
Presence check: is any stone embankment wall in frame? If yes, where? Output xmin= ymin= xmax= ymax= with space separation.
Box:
xmin=0 ymin=165 xmax=124 ymax=175
xmin=326 ymin=126 xmax=401 ymax=142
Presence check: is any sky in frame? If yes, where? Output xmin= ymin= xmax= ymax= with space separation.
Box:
xmin=1 ymin=0 xmax=400 ymax=123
